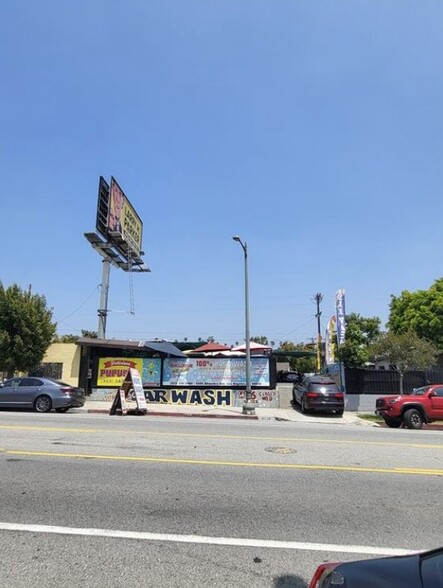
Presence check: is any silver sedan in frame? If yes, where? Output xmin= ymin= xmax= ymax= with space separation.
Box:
xmin=0 ymin=377 xmax=85 ymax=413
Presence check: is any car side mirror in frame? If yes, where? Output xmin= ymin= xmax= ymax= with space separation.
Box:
xmin=428 ymin=390 xmax=436 ymax=397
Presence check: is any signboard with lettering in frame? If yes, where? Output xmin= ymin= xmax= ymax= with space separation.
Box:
xmin=138 ymin=388 xmax=278 ymax=408
xmin=162 ymin=357 xmax=270 ymax=387
xmin=109 ymin=368 xmax=147 ymax=415
xmin=97 ymin=358 xmax=161 ymax=387
xmin=128 ymin=368 xmax=147 ymax=411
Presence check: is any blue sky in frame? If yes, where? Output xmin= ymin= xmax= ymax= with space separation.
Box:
xmin=1 ymin=1 xmax=442 ymax=346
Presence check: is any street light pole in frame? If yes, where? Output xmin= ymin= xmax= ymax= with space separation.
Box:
xmin=233 ymin=236 xmax=255 ymax=416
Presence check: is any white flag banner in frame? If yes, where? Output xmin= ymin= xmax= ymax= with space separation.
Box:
xmin=335 ymin=289 xmax=346 ymax=346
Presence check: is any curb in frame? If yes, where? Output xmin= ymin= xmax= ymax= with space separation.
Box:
xmin=86 ymin=409 xmax=259 ymax=420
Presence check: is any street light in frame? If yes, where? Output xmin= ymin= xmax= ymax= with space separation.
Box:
xmin=232 ymin=235 xmax=255 ymax=415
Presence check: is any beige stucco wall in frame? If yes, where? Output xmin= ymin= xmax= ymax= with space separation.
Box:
xmin=42 ymin=343 xmax=81 ymax=386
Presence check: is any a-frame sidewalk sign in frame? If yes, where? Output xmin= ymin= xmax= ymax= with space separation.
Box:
xmin=109 ymin=368 xmax=148 ymax=416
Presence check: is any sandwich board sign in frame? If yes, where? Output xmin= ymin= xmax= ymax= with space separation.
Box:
xmin=109 ymin=367 xmax=147 ymax=415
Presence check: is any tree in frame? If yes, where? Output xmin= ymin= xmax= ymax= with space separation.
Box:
xmin=388 ymin=279 xmax=443 ymax=349
xmin=251 ymin=336 xmax=269 ymax=345
xmin=53 ymin=334 xmax=78 ymax=343
xmin=0 ymin=283 xmax=56 ymax=376
xmin=277 ymin=341 xmax=317 ymax=373
xmin=369 ymin=331 xmax=438 ymax=394
xmin=81 ymin=329 xmax=97 ymax=338
xmin=337 ymin=313 xmax=381 ymax=368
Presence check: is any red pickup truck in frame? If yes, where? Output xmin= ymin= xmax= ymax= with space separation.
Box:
xmin=375 ymin=384 xmax=443 ymax=429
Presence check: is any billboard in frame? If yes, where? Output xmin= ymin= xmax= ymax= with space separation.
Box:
xmin=107 ymin=177 xmax=143 ymax=256
xmin=97 ymin=357 xmax=161 ymax=387
xmin=162 ymin=357 xmax=270 ymax=387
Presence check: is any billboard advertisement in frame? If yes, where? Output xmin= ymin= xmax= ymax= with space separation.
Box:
xmin=97 ymin=357 xmax=161 ymax=387
xmin=163 ymin=357 xmax=270 ymax=387
xmin=107 ymin=177 xmax=143 ymax=256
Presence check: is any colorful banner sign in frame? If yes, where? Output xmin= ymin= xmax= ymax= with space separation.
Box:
xmin=335 ymin=288 xmax=346 ymax=346
xmin=107 ymin=177 xmax=143 ymax=256
xmin=325 ymin=315 xmax=337 ymax=365
xmin=141 ymin=358 xmax=162 ymax=386
xmin=162 ymin=357 xmax=270 ymax=387
xmin=97 ymin=357 xmax=161 ymax=387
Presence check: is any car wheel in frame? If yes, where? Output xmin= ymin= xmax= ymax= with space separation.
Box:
xmin=383 ymin=417 xmax=402 ymax=428
xmin=403 ymin=409 xmax=424 ymax=430
xmin=34 ymin=395 xmax=52 ymax=413
xmin=55 ymin=407 xmax=69 ymax=413
xmin=301 ymin=397 xmax=309 ymax=414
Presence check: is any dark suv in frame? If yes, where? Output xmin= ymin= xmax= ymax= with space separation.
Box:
xmin=292 ymin=375 xmax=344 ymax=415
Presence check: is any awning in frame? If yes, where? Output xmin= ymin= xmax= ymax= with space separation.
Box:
xmin=75 ymin=337 xmax=186 ymax=357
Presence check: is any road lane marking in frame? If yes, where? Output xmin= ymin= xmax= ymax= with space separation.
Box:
xmin=3 ymin=449 xmax=443 ymax=476
xmin=0 ymin=522 xmax=416 ymax=556
xmin=0 ymin=424 xmax=442 ymax=450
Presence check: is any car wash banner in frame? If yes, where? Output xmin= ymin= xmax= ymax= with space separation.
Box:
xmin=162 ymin=357 xmax=270 ymax=387
xmin=335 ymin=288 xmax=346 ymax=346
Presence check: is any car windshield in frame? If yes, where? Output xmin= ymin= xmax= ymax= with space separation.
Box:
xmin=410 ymin=386 xmax=430 ymax=396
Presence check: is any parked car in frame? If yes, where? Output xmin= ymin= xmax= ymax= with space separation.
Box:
xmin=0 ymin=377 xmax=85 ymax=413
xmin=292 ymin=375 xmax=344 ymax=415
xmin=375 ymin=384 xmax=443 ymax=429
xmin=277 ymin=370 xmax=301 ymax=383
xmin=309 ymin=545 xmax=443 ymax=587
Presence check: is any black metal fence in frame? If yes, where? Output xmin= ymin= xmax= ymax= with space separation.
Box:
xmin=345 ymin=367 xmax=443 ymax=395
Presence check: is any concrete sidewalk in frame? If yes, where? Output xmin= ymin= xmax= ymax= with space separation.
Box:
xmin=76 ymin=400 xmax=377 ymax=426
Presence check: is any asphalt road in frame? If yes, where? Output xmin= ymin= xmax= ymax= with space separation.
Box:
xmin=0 ymin=411 xmax=442 ymax=587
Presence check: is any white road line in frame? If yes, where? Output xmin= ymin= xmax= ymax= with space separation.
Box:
xmin=0 ymin=522 xmax=415 ymax=556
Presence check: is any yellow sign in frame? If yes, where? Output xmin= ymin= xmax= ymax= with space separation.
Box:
xmin=121 ymin=201 xmax=143 ymax=256
xmin=97 ymin=358 xmax=143 ymax=386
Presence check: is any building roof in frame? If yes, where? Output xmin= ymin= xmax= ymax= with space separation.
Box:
xmin=231 ymin=342 xmax=272 ymax=351
xmin=75 ymin=337 xmax=186 ymax=357
xmin=191 ymin=342 xmax=232 ymax=353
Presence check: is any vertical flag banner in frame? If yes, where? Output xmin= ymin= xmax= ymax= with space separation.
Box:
xmin=335 ymin=289 xmax=346 ymax=346
xmin=325 ymin=315 xmax=337 ymax=365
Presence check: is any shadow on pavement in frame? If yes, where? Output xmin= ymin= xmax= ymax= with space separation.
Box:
xmin=274 ymin=574 xmax=308 ymax=587
xmin=290 ymin=401 xmax=343 ymax=419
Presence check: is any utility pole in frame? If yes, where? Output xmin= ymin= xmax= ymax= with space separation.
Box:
xmin=314 ymin=292 xmax=323 ymax=372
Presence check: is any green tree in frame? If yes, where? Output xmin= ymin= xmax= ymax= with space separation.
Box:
xmin=81 ymin=329 xmax=97 ymax=338
xmin=369 ymin=331 xmax=438 ymax=394
xmin=53 ymin=334 xmax=78 ymax=343
xmin=251 ymin=336 xmax=269 ymax=345
xmin=277 ymin=341 xmax=316 ymax=373
xmin=388 ymin=278 xmax=443 ymax=349
xmin=0 ymin=283 xmax=56 ymax=376
xmin=337 ymin=313 xmax=381 ymax=368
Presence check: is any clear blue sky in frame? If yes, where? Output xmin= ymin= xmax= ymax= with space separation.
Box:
xmin=1 ymin=1 xmax=442 ymax=346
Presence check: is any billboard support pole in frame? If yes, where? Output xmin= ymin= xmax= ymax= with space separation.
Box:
xmin=98 ymin=260 xmax=111 ymax=339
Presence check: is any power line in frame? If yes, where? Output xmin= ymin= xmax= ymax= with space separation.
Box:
xmin=56 ymin=285 xmax=101 ymax=322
